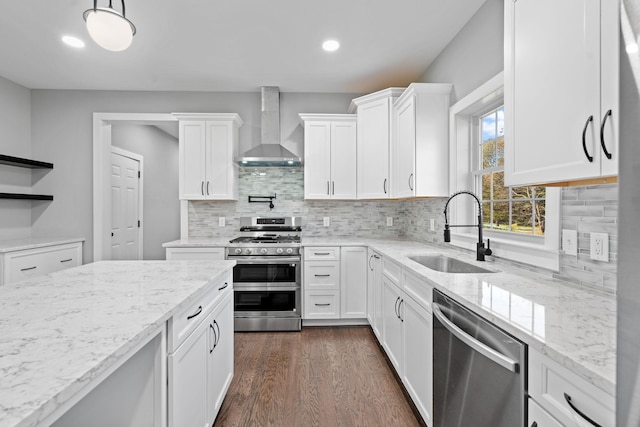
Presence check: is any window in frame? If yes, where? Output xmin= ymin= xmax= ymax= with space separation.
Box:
xmin=449 ymin=72 xmax=560 ymax=271
xmin=475 ymin=107 xmax=546 ymax=237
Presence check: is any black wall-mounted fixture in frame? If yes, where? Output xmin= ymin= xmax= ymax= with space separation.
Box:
xmin=248 ymin=194 xmax=277 ymax=210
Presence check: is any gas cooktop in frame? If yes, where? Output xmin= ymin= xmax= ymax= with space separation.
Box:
xmin=229 ymin=235 xmax=301 ymax=244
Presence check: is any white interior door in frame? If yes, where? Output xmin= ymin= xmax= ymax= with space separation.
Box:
xmin=111 ymin=150 xmax=141 ymax=260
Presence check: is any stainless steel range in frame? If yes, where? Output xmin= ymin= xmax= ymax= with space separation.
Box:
xmin=226 ymin=217 xmax=302 ymax=332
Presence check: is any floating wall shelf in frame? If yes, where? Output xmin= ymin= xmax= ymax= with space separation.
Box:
xmin=0 ymin=154 xmax=54 ymax=201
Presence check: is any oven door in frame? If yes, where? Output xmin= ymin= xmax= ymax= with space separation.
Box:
xmin=233 ymin=285 xmax=301 ymax=318
xmin=230 ymin=258 xmax=300 ymax=287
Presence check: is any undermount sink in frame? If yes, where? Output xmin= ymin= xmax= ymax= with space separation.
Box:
xmin=408 ymin=255 xmax=497 ymax=274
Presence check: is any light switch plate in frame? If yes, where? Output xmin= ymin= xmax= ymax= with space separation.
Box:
xmin=218 ymin=217 xmax=225 ymax=227
xmin=590 ymin=232 xmax=609 ymax=262
xmin=323 ymin=217 xmax=330 ymax=227
xmin=562 ymin=229 xmax=578 ymax=256
xmin=430 ymin=219 xmax=435 ymax=232
xmin=387 ymin=217 xmax=393 ymax=226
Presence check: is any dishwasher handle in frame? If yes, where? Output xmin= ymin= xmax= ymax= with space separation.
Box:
xmin=432 ymin=303 xmax=519 ymax=373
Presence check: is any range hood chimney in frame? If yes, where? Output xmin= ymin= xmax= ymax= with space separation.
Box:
xmin=235 ymin=86 xmax=302 ymax=167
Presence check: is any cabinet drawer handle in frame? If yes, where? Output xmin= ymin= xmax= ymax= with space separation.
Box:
xmin=530 ymin=423 xmax=537 ymax=427
xmin=314 ymin=274 xmax=330 ymax=277
xmin=327 ymin=181 xmax=330 ymax=195
xmin=60 ymin=258 xmax=73 ymax=263
xmin=315 ymin=303 xmax=331 ymax=307
xmin=209 ymin=323 xmax=216 ymax=354
xmin=599 ymin=109 xmax=613 ymax=159
xmin=201 ymin=181 xmax=205 ymax=196
xmin=314 ymin=252 xmax=330 ymax=255
xmin=218 ymin=282 xmax=229 ymax=291
xmin=369 ymin=255 xmax=374 ymax=271
xmin=394 ymin=296 xmax=400 ymax=318
xmin=408 ymin=173 xmax=414 ymax=191
xmin=20 ymin=266 xmax=37 ymax=272
xmin=187 ymin=305 xmax=203 ymax=320
xmin=564 ymin=393 xmax=602 ymax=427
xmin=206 ymin=181 xmax=210 ymax=195
xmin=213 ymin=319 xmax=220 ymax=349
xmin=383 ymin=178 xmax=387 ymax=194
xmin=582 ymin=115 xmax=594 ymax=162
xmin=373 ymin=255 xmax=380 ymax=259
xmin=332 ymin=181 xmax=335 ymax=195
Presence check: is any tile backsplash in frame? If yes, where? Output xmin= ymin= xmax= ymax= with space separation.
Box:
xmin=189 ymin=168 xmax=618 ymax=294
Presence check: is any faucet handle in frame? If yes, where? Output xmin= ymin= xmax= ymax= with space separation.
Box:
xmin=484 ymin=239 xmax=493 ymax=256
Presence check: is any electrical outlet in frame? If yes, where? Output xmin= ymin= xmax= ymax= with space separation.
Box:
xmin=323 ymin=217 xmax=330 ymax=227
xmin=590 ymin=232 xmax=609 ymax=262
xmin=430 ymin=219 xmax=435 ymax=232
xmin=562 ymin=229 xmax=578 ymax=256
xmin=386 ymin=217 xmax=393 ymax=226
xmin=218 ymin=217 xmax=225 ymax=227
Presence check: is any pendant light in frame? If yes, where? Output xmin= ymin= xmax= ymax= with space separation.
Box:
xmin=83 ymin=0 xmax=136 ymax=52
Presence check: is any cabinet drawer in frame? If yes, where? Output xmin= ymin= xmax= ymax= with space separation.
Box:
xmin=529 ymin=348 xmax=614 ymax=427
xmin=402 ymin=269 xmax=432 ymax=312
xmin=304 ymin=247 xmax=340 ymax=260
xmin=383 ymin=257 xmax=402 ymax=285
xmin=304 ymin=262 xmax=340 ymax=290
xmin=169 ymin=272 xmax=232 ymax=351
xmin=304 ymin=290 xmax=340 ymax=319
xmin=5 ymin=243 xmax=82 ymax=284
xmin=166 ymin=247 xmax=225 ymax=260
xmin=43 ymin=246 xmax=82 ymax=273
xmin=529 ymin=398 xmax=563 ymax=427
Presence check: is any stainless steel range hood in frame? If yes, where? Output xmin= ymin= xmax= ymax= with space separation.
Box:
xmin=235 ymin=87 xmax=303 ymax=167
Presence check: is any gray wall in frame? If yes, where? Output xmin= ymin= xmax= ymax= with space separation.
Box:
xmin=419 ymin=0 xmax=504 ymax=104
xmin=0 ymin=76 xmax=33 ymax=240
xmin=111 ymin=123 xmax=180 ymax=260
xmin=29 ymin=90 xmax=358 ymax=262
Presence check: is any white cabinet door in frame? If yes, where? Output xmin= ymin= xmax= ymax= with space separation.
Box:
xmin=340 ymin=246 xmax=367 ymax=318
xmin=598 ymin=0 xmax=619 ymax=177
xmin=330 ymin=121 xmax=357 ymax=199
xmin=357 ymin=98 xmax=392 ymax=199
xmin=382 ymin=276 xmax=403 ymax=374
xmin=179 ymin=121 xmax=207 ymax=200
xmin=303 ymin=120 xmax=332 ymax=199
xmin=528 ymin=398 xmax=563 ymax=427
xmin=505 ymin=0 xmax=618 ymax=186
xmin=168 ymin=318 xmax=209 ymax=427
xmin=402 ymin=296 xmax=432 ymax=426
xmin=207 ymin=292 xmax=234 ymax=424
xmin=394 ymin=96 xmax=416 ymax=198
xmin=178 ymin=114 xmax=242 ymax=200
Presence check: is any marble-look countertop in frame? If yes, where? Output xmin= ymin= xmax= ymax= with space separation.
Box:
xmin=0 ymin=260 xmax=236 ymax=427
xmin=0 ymin=237 xmax=85 ymax=253
xmin=163 ymin=238 xmax=231 ymax=248
xmin=170 ymin=236 xmax=615 ymax=395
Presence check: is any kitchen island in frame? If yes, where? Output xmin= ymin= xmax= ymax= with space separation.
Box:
xmin=0 ymin=260 xmax=235 ymax=427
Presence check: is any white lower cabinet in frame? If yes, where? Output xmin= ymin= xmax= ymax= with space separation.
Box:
xmin=379 ymin=259 xmax=433 ymax=426
xmin=303 ymin=246 xmax=367 ymax=321
xmin=401 ymin=295 xmax=432 ymax=426
xmin=529 ymin=398 xmax=563 ymax=427
xmin=528 ymin=348 xmax=614 ymax=427
xmin=1 ymin=241 xmax=83 ymax=286
xmin=166 ymin=247 xmax=225 ymax=260
xmin=168 ymin=272 xmax=233 ymax=427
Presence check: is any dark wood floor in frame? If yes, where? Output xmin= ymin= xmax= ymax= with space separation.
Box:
xmin=213 ymin=327 xmax=422 ymax=427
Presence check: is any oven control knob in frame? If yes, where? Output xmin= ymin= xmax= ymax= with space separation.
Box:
xmin=234 ymin=248 xmax=242 ymax=255
xmin=244 ymin=248 xmax=252 ymax=255
xmin=286 ymin=248 xmax=294 ymax=254
xmin=260 ymin=248 xmax=268 ymax=254
xmin=276 ymin=248 xmax=284 ymax=254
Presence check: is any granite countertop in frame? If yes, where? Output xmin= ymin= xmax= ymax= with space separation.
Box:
xmin=0 ymin=237 xmax=85 ymax=253
xmin=169 ymin=236 xmax=615 ymax=395
xmin=0 ymin=260 xmax=236 ymax=427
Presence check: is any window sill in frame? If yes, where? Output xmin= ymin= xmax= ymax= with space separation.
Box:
xmin=449 ymin=231 xmax=560 ymax=272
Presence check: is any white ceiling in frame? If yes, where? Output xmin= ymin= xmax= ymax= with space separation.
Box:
xmin=0 ymin=0 xmax=486 ymax=93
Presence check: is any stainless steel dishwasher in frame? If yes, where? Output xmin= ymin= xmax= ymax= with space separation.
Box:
xmin=432 ymin=289 xmax=526 ymax=427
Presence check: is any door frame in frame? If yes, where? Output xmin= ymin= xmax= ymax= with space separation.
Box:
xmin=93 ymin=112 xmax=179 ymax=261
xmin=111 ymin=146 xmax=144 ymax=261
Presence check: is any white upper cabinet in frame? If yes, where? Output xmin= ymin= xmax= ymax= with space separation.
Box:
xmin=176 ymin=113 xmax=243 ymax=200
xmin=504 ymin=0 xmax=619 ymax=186
xmin=392 ymin=83 xmax=452 ymax=198
xmin=300 ymin=114 xmax=357 ymax=200
xmin=349 ymin=88 xmax=405 ymax=199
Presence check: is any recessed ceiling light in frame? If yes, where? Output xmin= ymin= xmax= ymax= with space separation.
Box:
xmin=322 ymin=40 xmax=340 ymax=52
xmin=62 ymin=35 xmax=85 ymax=48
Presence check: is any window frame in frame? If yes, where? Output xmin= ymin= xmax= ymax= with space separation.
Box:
xmin=448 ymin=72 xmax=560 ymax=271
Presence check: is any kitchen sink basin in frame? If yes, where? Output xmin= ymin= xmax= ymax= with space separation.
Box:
xmin=408 ymin=255 xmax=497 ymax=274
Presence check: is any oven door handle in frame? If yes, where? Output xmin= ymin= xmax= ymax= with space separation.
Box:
xmin=231 ymin=258 xmax=300 ymax=264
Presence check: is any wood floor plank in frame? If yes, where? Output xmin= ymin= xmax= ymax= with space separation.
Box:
xmin=213 ymin=327 xmax=422 ymax=427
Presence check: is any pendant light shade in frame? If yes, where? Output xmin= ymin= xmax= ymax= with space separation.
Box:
xmin=83 ymin=0 xmax=136 ymax=52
